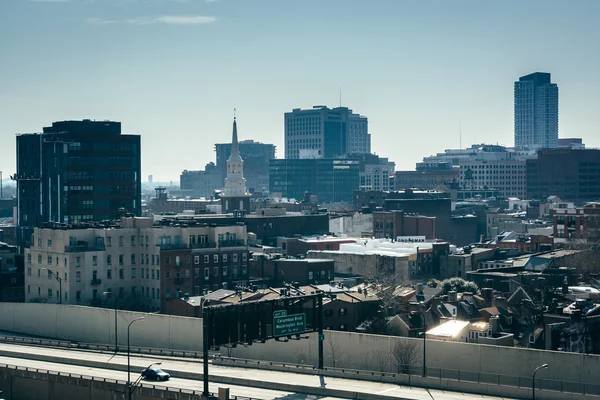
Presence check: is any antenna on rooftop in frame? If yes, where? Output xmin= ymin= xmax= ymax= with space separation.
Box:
xmin=339 ymin=88 xmax=342 ymax=107
xmin=459 ymin=120 xmax=462 ymax=150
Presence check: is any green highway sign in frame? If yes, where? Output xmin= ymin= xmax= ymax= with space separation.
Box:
xmin=273 ymin=313 xmax=306 ymax=337
xmin=273 ymin=310 xmax=288 ymax=318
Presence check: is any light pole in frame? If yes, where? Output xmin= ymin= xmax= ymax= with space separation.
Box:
xmin=104 ymin=291 xmax=118 ymax=351
xmin=127 ymin=317 xmax=145 ymax=400
xmin=532 ymin=363 xmax=548 ymax=400
xmin=412 ymin=310 xmax=427 ymax=377
xmin=201 ymin=298 xmax=211 ymax=400
xmin=42 ymin=268 xmax=62 ymax=304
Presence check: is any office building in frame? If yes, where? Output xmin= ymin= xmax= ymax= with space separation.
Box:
xmin=353 ymin=154 xmax=394 ymax=192
xmin=459 ymin=160 xmax=527 ymax=199
xmin=284 ymin=106 xmax=370 ymax=159
xmin=180 ymin=163 xmax=222 ymax=198
xmin=269 ymin=159 xmax=360 ymax=204
xmin=15 ymin=120 xmax=141 ymax=244
xmin=24 ymin=217 xmax=248 ymax=312
xmin=215 ymin=140 xmax=275 ymax=193
xmin=514 ymin=72 xmax=559 ymax=150
xmin=527 ymin=149 xmax=600 ymax=204
xmin=395 ymin=162 xmax=459 ymax=190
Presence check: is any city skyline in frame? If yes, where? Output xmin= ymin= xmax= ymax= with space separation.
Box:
xmin=2 ymin=0 xmax=600 ymax=181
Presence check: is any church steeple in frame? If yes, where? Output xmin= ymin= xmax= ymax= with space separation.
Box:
xmin=231 ymin=112 xmax=240 ymax=157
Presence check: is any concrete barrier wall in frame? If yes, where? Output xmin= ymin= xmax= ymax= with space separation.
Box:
xmin=0 ymin=365 xmax=202 ymax=400
xmin=1 ymin=303 xmax=599 ymax=385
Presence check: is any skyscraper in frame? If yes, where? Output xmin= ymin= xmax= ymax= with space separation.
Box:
xmin=15 ymin=120 xmax=141 ymax=244
xmin=514 ymin=72 xmax=559 ymax=150
xmin=284 ymin=106 xmax=370 ymax=159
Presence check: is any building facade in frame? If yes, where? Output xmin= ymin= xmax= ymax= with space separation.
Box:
xmin=269 ymin=159 xmax=360 ymax=203
xmin=215 ymin=140 xmax=275 ymax=193
xmin=0 ymin=242 xmax=24 ymax=302
xmin=514 ymin=72 xmax=559 ymax=150
xmin=284 ymin=106 xmax=370 ymax=159
xmin=179 ymin=163 xmax=222 ymax=198
xmin=15 ymin=120 xmax=141 ymax=245
xmin=526 ymin=149 xmax=600 ymax=204
xmin=24 ymin=217 xmax=247 ymax=312
xmin=459 ymin=160 xmax=527 ymax=199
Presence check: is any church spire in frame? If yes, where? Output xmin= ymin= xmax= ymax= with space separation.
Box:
xmin=231 ymin=108 xmax=239 ymax=156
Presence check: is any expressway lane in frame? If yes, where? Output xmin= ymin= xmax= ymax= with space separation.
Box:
xmin=0 ymin=342 xmax=511 ymax=400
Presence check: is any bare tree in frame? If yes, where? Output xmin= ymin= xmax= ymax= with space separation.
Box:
xmin=361 ymin=352 xmax=372 ymax=371
xmin=325 ymin=339 xmax=347 ymax=368
xmin=392 ymin=340 xmax=419 ymax=374
xmin=294 ymin=348 xmax=307 ymax=365
xmin=566 ymin=214 xmax=600 ymax=281
xmin=373 ymin=348 xmax=390 ymax=372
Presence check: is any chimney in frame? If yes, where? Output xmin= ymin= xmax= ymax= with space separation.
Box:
xmin=493 ymin=296 xmax=508 ymax=309
xmin=489 ymin=315 xmax=499 ymax=334
xmin=481 ymin=288 xmax=494 ymax=307
xmin=416 ymin=283 xmax=424 ymax=294
xmin=447 ymin=291 xmax=457 ymax=302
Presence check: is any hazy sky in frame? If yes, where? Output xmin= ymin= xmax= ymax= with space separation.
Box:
xmin=2 ymin=0 xmax=599 ymax=182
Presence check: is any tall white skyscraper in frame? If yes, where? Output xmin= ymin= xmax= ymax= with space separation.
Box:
xmin=284 ymin=106 xmax=370 ymax=159
xmin=514 ymin=72 xmax=559 ymax=150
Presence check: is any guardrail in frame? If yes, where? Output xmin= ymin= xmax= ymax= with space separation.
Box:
xmin=0 ymin=362 xmax=260 ymax=400
xmin=1 ymin=334 xmax=598 ymax=398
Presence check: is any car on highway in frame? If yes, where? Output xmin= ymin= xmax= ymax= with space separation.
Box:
xmin=141 ymin=367 xmax=171 ymax=381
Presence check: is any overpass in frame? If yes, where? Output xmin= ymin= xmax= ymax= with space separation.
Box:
xmin=0 ymin=340 xmax=506 ymax=400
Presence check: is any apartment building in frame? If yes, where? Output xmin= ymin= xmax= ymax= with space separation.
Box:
xmin=24 ymin=217 xmax=247 ymax=312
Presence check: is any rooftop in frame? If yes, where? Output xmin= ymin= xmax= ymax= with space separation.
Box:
xmin=426 ymin=320 xmax=470 ymax=338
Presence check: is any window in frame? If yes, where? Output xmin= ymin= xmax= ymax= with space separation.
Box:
xmin=156 ymin=270 xmax=160 ymax=280
xmin=194 ymin=255 xmax=200 ymax=264
xmin=119 ymin=269 xmax=124 ymax=279
xmin=214 ymin=255 xmax=219 ymax=263
xmin=213 ymin=267 xmax=219 ymax=277
xmin=339 ymin=308 xmax=347 ymax=316
xmin=204 ymin=255 xmax=209 ymax=264
xmin=157 ymin=288 xmax=160 ymax=298
xmin=324 ymin=309 xmax=333 ymax=317
xmin=92 ymin=255 xmax=97 ymax=266
xmin=222 ymin=266 xmax=228 ymax=276
xmin=76 ymin=271 xmax=81 ymax=282
xmin=166 ymin=256 xmax=171 ymax=265
xmin=27 ymin=267 xmax=31 ymax=276
xmin=204 ymin=268 xmax=209 ymax=280
xmin=308 ymin=271 xmax=313 ymax=280
xmin=107 ymin=255 xmax=112 ymax=265
xmin=152 ymin=288 xmax=155 ymax=299
xmin=185 ymin=269 xmax=190 ymax=278
xmin=131 ymin=236 xmax=135 ymax=246
xmin=131 ymin=254 xmax=136 ymax=264
xmin=47 ymin=239 xmax=52 ymax=247
xmin=233 ymin=254 xmax=238 ymax=262
xmin=27 ymin=285 xmax=30 ymax=294
xmin=37 ymin=269 xmax=40 ymax=278
xmin=151 ymin=269 xmax=155 ymax=279
xmin=27 ymin=254 xmax=31 ymax=264
xmin=107 ymin=269 xmax=112 ymax=280
xmin=64 ymin=272 xmax=67 ymax=282
xmin=119 ymin=236 xmax=124 ymax=246
xmin=119 ymin=254 xmax=124 ymax=265
xmin=48 ymin=288 xmax=53 ymax=298
xmin=131 ymin=268 xmax=136 ymax=279
xmin=152 ymin=255 xmax=155 ymax=265
xmin=186 ymin=255 xmax=191 ymax=264
xmin=47 ymin=256 xmax=52 ymax=265
xmin=223 ymin=254 xmax=228 ymax=262
xmin=107 ymin=237 xmax=112 ymax=247
xmin=76 ymin=291 xmax=81 ymax=301
xmin=166 ymin=288 xmax=171 ymax=299
xmin=146 ymin=268 xmax=149 ymax=279
xmin=76 ymin=257 xmax=81 ymax=268
xmin=195 ymin=268 xmax=200 ymax=278
xmin=38 ymin=287 xmax=41 ymax=296
xmin=242 ymin=253 xmax=247 ymax=261
xmin=166 ymin=271 xmax=171 ymax=279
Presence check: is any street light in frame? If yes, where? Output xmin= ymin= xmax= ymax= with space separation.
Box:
xmin=42 ymin=268 xmax=62 ymax=304
xmin=129 ymin=362 xmax=162 ymax=398
xmin=104 ymin=291 xmax=118 ymax=351
xmin=127 ymin=317 xmax=145 ymax=400
xmin=201 ymin=298 xmax=211 ymax=399
xmin=411 ymin=308 xmax=428 ymax=377
xmin=532 ymin=363 xmax=549 ymax=400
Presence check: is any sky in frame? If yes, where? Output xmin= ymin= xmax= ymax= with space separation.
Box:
xmin=1 ymin=0 xmax=600 ymax=182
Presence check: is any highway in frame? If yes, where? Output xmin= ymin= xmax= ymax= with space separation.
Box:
xmin=0 ymin=342 xmax=510 ymax=400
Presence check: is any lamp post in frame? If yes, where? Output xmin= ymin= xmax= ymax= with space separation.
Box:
xmin=532 ymin=363 xmax=548 ymax=400
xmin=127 ymin=317 xmax=145 ymax=400
xmin=412 ymin=310 xmax=427 ymax=377
xmin=42 ymin=268 xmax=62 ymax=304
xmin=201 ymin=298 xmax=211 ymax=400
xmin=104 ymin=291 xmax=118 ymax=351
